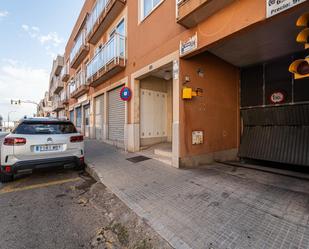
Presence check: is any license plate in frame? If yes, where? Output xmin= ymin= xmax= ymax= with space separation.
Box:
xmin=35 ymin=145 xmax=61 ymax=152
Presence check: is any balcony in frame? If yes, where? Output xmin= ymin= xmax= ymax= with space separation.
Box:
xmin=70 ymin=71 xmax=89 ymax=99
xmin=70 ymin=29 xmax=90 ymax=69
xmin=60 ymin=89 xmax=69 ymax=105
xmin=86 ymin=0 xmax=126 ymax=45
xmin=86 ymin=33 xmax=126 ymax=87
xmin=61 ymin=63 xmax=70 ymax=82
xmin=177 ymin=0 xmax=234 ymax=28
xmin=52 ymin=76 xmax=64 ymax=95
xmin=52 ymin=98 xmax=65 ymax=112
xmin=53 ymin=102 xmax=65 ymax=112
xmin=53 ymin=55 xmax=64 ymax=76
xmin=62 ymin=96 xmax=69 ymax=105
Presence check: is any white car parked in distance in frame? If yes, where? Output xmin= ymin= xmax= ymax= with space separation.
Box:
xmin=0 ymin=117 xmax=85 ymax=182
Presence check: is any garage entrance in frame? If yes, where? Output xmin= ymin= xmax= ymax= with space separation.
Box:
xmin=108 ymin=86 xmax=125 ymax=146
xmin=239 ymin=51 xmax=309 ymax=166
xmin=207 ymin=3 xmax=309 ymax=167
xmin=84 ymin=104 xmax=90 ymax=138
xmin=94 ymin=94 xmax=104 ymax=140
xmin=75 ymin=106 xmax=82 ymax=133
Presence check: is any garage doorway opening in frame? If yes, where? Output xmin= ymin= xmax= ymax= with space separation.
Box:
xmin=206 ymin=4 xmax=309 ymax=168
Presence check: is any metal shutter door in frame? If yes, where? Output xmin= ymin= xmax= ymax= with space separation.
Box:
xmin=76 ymin=107 xmax=82 ymax=128
xmin=95 ymin=94 xmax=104 ymax=140
xmin=108 ymin=87 xmax=125 ymax=142
xmin=70 ymin=111 xmax=74 ymax=122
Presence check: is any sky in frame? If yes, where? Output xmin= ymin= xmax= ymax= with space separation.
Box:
xmin=0 ymin=0 xmax=84 ymax=122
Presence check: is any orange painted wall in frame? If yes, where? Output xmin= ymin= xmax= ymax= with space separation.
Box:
xmin=179 ymin=53 xmax=240 ymax=158
xmin=64 ymin=0 xmax=265 ymax=106
xmin=126 ymin=0 xmax=185 ymax=72
xmin=180 ymin=0 xmax=266 ymax=55
xmin=61 ymin=0 xmax=267 ymax=158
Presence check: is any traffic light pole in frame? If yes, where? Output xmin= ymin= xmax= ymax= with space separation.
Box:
xmin=10 ymin=99 xmax=39 ymax=107
xmin=21 ymin=100 xmax=39 ymax=107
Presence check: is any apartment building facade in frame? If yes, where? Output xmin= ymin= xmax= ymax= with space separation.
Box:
xmin=47 ymin=0 xmax=309 ymax=168
xmin=37 ymin=91 xmax=53 ymax=117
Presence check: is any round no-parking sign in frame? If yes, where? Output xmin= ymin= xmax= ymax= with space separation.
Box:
xmin=120 ymin=86 xmax=132 ymax=101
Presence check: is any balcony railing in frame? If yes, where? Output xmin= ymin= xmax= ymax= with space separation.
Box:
xmin=70 ymin=29 xmax=89 ymax=69
xmin=53 ymin=101 xmax=65 ymax=112
xmin=70 ymin=71 xmax=89 ymax=99
xmin=87 ymin=0 xmax=107 ymax=35
xmin=60 ymin=89 xmax=69 ymax=105
xmin=52 ymin=94 xmax=65 ymax=112
xmin=69 ymin=81 xmax=76 ymax=95
xmin=52 ymin=76 xmax=64 ymax=94
xmin=86 ymin=33 xmax=125 ymax=86
xmin=177 ymin=0 xmax=234 ymax=28
xmin=52 ymin=55 xmax=64 ymax=76
xmin=61 ymin=63 xmax=70 ymax=82
xmin=86 ymin=0 xmax=126 ymax=44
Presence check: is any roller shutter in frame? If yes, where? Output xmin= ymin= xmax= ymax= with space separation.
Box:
xmin=95 ymin=94 xmax=104 ymax=140
xmin=76 ymin=107 xmax=82 ymax=128
xmin=108 ymin=86 xmax=125 ymax=143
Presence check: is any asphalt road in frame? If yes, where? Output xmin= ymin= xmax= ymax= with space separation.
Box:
xmin=0 ymin=169 xmax=105 ymax=249
xmin=0 ymin=134 xmax=172 ymax=249
xmin=0 ymin=133 xmax=102 ymax=249
xmin=0 ymin=133 xmax=8 ymax=189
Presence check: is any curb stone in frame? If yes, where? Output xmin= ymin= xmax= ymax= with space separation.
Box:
xmin=84 ymin=160 xmax=192 ymax=249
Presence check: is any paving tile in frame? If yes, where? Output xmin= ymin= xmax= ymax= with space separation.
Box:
xmin=85 ymin=140 xmax=309 ymax=249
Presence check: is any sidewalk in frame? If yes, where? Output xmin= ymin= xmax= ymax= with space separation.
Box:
xmin=85 ymin=139 xmax=309 ymax=249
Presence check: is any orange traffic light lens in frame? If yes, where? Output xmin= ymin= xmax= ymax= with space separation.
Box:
xmin=297 ymin=61 xmax=309 ymax=75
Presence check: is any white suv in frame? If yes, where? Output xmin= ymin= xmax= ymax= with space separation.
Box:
xmin=0 ymin=118 xmax=85 ymax=182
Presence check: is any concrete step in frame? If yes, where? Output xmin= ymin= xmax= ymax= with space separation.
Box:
xmin=153 ymin=155 xmax=172 ymax=166
xmin=154 ymin=148 xmax=172 ymax=158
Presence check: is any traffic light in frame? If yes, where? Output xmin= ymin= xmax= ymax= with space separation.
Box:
xmin=289 ymin=57 xmax=309 ymax=79
xmin=289 ymin=12 xmax=309 ymax=79
xmin=297 ymin=28 xmax=309 ymax=49
xmin=10 ymin=99 xmax=22 ymax=105
xmin=296 ymin=12 xmax=309 ymax=49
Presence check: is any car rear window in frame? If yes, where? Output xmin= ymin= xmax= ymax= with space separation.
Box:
xmin=12 ymin=121 xmax=77 ymax=135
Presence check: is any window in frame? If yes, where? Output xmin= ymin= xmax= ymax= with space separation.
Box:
xmin=13 ymin=121 xmax=77 ymax=135
xmin=110 ymin=18 xmax=125 ymax=38
xmin=109 ymin=18 xmax=125 ymax=57
xmin=141 ymin=0 xmax=163 ymax=20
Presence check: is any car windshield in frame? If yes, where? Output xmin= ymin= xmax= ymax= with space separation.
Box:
xmin=12 ymin=121 xmax=77 ymax=135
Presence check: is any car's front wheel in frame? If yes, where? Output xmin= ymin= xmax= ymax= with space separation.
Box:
xmin=0 ymin=173 xmax=13 ymax=183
